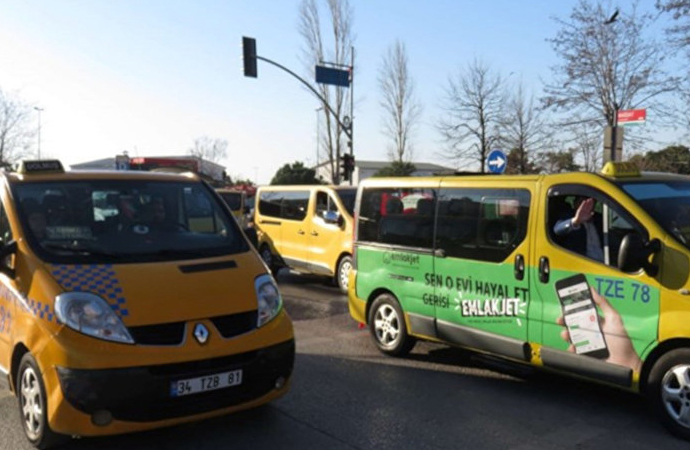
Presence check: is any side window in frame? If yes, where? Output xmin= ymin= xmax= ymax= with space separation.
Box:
xmin=258 ymin=191 xmax=282 ymax=219
xmin=437 ymin=188 xmax=530 ymax=262
xmin=280 ymin=191 xmax=309 ymax=221
xmin=258 ymin=190 xmax=309 ymax=221
xmin=357 ymin=187 xmax=436 ymax=249
xmin=315 ymin=191 xmax=339 ymax=219
xmin=547 ymin=187 xmax=640 ymax=267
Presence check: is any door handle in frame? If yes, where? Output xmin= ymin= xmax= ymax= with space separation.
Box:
xmin=514 ymin=254 xmax=525 ymax=280
xmin=539 ymin=256 xmax=550 ymax=283
xmin=311 ymin=231 xmax=318 ymax=236
xmin=297 ymin=230 xmax=305 ymax=235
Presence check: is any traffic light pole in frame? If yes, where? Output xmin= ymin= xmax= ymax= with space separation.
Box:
xmin=243 ymin=36 xmax=354 ymax=185
xmin=254 ymin=55 xmax=352 ymax=142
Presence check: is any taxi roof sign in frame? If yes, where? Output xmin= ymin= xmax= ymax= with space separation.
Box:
xmin=16 ymin=160 xmax=65 ymax=174
xmin=601 ymin=161 xmax=640 ymax=178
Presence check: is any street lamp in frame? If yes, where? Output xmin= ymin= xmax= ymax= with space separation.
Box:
xmin=34 ymin=106 xmax=44 ymax=159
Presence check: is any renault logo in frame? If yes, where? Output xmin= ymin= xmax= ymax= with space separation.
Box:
xmin=193 ymin=323 xmax=209 ymax=345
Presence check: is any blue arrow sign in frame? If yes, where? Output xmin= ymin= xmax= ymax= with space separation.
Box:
xmin=487 ymin=149 xmax=506 ymax=174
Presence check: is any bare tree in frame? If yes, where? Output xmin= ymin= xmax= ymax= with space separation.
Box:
xmin=188 ymin=137 xmax=228 ymax=163
xmin=657 ymin=0 xmax=690 ymax=129
xmin=438 ymin=59 xmax=504 ymax=173
xmin=500 ymin=82 xmax=549 ymax=174
xmin=543 ymin=0 xmax=681 ymax=151
xmin=299 ymin=0 xmax=354 ymax=184
xmin=378 ymin=40 xmax=421 ymax=163
xmin=657 ymin=0 xmax=690 ymax=53
xmin=0 ymin=88 xmax=35 ymax=167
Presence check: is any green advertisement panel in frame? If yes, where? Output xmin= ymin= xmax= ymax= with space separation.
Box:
xmin=356 ymin=247 xmax=435 ymax=320
xmin=433 ymin=257 xmax=530 ymax=341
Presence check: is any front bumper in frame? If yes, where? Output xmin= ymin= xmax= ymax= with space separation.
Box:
xmin=55 ymin=339 xmax=294 ymax=422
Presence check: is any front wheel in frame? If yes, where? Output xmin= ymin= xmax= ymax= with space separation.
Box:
xmin=368 ymin=293 xmax=416 ymax=356
xmin=335 ymin=255 xmax=352 ymax=294
xmin=647 ymin=348 xmax=690 ymax=440
xmin=17 ymin=353 xmax=61 ymax=449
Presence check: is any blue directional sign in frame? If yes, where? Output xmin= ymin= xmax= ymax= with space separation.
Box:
xmin=315 ymin=65 xmax=350 ymax=87
xmin=487 ymin=149 xmax=507 ymax=174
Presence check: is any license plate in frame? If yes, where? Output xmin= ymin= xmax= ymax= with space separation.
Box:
xmin=170 ymin=369 xmax=243 ymax=397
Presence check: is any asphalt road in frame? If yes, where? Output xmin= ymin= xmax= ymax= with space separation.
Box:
xmin=0 ymin=270 xmax=688 ymax=449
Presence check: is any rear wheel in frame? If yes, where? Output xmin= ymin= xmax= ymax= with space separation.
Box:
xmin=368 ymin=293 xmax=416 ymax=356
xmin=17 ymin=353 xmax=61 ymax=449
xmin=335 ymin=255 xmax=352 ymax=294
xmin=647 ymin=348 xmax=690 ymax=440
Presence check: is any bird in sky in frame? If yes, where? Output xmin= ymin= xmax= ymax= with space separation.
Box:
xmin=604 ymin=9 xmax=619 ymax=25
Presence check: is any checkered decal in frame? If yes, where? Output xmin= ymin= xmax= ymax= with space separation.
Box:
xmin=50 ymin=264 xmax=129 ymax=317
xmin=27 ymin=298 xmax=55 ymax=322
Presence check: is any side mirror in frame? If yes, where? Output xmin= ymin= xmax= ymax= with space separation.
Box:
xmin=618 ymin=233 xmax=660 ymax=276
xmin=0 ymin=240 xmax=17 ymax=278
xmin=323 ymin=210 xmax=341 ymax=225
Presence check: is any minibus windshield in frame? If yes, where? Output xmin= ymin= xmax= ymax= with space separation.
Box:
xmin=620 ymin=180 xmax=690 ymax=247
xmin=13 ymin=179 xmax=248 ymax=263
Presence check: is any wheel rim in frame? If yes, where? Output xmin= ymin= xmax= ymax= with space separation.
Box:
xmin=339 ymin=259 xmax=352 ymax=291
xmin=373 ymin=304 xmax=400 ymax=347
xmin=20 ymin=366 xmax=44 ymax=441
xmin=661 ymin=364 xmax=690 ymax=428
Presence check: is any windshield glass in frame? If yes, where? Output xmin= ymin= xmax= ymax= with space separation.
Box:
xmin=13 ymin=179 xmax=248 ymax=263
xmin=335 ymin=188 xmax=356 ymax=216
xmin=620 ymin=180 xmax=690 ymax=247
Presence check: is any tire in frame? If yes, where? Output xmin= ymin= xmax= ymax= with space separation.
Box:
xmin=335 ymin=255 xmax=352 ymax=294
xmin=368 ymin=293 xmax=416 ymax=356
xmin=259 ymin=245 xmax=279 ymax=275
xmin=17 ymin=353 xmax=61 ymax=449
xmin=647 ymin=348 xmax=690 ymax=440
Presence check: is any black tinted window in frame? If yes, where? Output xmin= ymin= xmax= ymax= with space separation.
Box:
xmin=357 ymin=188 xmax=436 ymax=249
xmin=258 ymin=190 xmax=310 ymax=221
xmin=437 ymin=188 xmax=530 ymax=262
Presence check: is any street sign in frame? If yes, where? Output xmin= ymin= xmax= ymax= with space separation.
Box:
xmin=487 ymin=149 xmax=506 ymax=174
xmin=617 ymin=109 xmax=646 ymax=126
xmin=315 ymin=65 xmax=350 ymax=87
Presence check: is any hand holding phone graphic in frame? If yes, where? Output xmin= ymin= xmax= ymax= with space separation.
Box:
xmin=555 ymin=274 xmax=643 ymax=372
xmin=555 ymin=274 xmax=609 ymax=359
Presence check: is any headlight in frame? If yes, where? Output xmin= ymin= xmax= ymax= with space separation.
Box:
xmin=256 ymin=274 xmax=283 ymax=327
xmin=55 ymin=292 xmax=134 ymax=344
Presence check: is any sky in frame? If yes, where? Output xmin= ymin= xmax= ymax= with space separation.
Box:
xmin=0 ymin=0 xmax=679 ymax=184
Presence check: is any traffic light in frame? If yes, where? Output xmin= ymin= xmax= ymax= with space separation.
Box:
xmin=340 ymin=153 xmax=355 ymax=182
xmin=242 ymin=36 xmax=257 ymax=78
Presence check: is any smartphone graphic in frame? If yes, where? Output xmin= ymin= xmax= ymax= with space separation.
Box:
xmin=555 ymin=274 xmax=609 ymax=359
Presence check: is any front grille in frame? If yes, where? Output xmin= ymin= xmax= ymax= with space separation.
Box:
xmin=129 ymin=322 xmax=186 ymax=345
xmin=211 ymin=311 xmax=257 ymax=338
xmin=127 ymin=310 xmax=258 ymax=346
